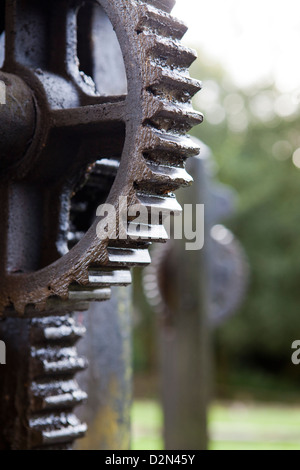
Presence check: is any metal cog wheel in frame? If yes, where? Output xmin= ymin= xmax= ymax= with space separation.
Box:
xmin=0 ymin=0 xmax=202 ymax=316
xmin=0 ymin=0 xmax=202 ymax=449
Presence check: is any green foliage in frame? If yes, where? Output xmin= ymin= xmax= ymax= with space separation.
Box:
xmin=209 ymin=402 xmax=300 ymax=450
xmin=190 ymin=51 xmax=300 ymax=384
xmin=131 ymin=400 xmax=164 ymax=450
xmin=132 ymin=400 xmax=300 ymax=450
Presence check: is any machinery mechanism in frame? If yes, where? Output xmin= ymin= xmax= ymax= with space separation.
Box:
xmin=0 ymin=0 xmax=202 ymax=449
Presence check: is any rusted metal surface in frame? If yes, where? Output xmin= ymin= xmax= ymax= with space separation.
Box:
xmin=0 ymin=0 xmax=202 ymax=314
xmin=0 ymin=0 xmax=202 ymax=449
xmin=0 ymin=313 xmax=88 ymax=449
xmin=0 ymin=72 xmax=36 ymax=171
xmin=75 ymin=288 xmax=132 ymax=450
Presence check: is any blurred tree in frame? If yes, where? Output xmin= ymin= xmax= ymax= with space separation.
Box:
xmin=190 ymin=51 xmax=300 ymax=395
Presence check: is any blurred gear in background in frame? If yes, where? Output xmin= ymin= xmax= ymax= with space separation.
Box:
xmin=143 ymin=140 xmax=248 ymax=449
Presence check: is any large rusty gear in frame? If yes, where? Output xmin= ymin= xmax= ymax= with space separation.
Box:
xmin=0 ymin=0 xmax=202 ymax=449
xmin=0 ymin=0 xmax=202 ymax=315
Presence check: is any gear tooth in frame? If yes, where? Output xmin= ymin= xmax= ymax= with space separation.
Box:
xmin=32 ymin=317 xmax=86 ymax=343
xmin=33 ymin=382 xmax=87 ymax=411
xmin=29 ymin=316 xmax=87 ymax=449
xmin=68 ymin=288 xmax=111 ymax=302
xmin=109 ymin=223 xmax=168 ymax=247
xmin=137 ymin=161 xmax=193 ymax=193
xmin=143 ymin=0 xmax=176 ymax=13
xmin=106 ymin=247 xmax=151 ymax=267
xmin=141 ymin=128 xmax=200 ymax=165
xmin=87 ymin=268 xmax=132 ymax=287
xmin=136 ymin=3 xmax=188 ymax=40
xmin=136 ymin=191 xmax=182 ymax=217
xmin=146 ymin=64 xmax=202 ymax=103
xmin=126 ymin=223 xmax=168 ymax=243
xmin=141 ymin=33 xmax=198 ymax=69
xmin=30 ymin=414 xmax=87 ymax=448
xmin=31 ymin=345 xmax=87 ymax=377
xmin=144 ymin=94 xmax=203 ymax=132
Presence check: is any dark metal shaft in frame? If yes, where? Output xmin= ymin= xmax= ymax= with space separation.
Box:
xmin=0 ymin=72 xmax=36 ymax=173
xmin=0 ymin=313 xmax=87 ymax=449
xmin=76 ymin=288 xmax=132 ymax=450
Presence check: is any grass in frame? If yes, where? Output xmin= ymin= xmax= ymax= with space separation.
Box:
xmin=131 ymin=401 xmax=164 ymax=450
xmin=132 ymin=400 xmax=300 ymax=450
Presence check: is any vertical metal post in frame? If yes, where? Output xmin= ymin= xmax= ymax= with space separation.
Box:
xmin=158 ymin=152 xmax=212 ymax=450
xmin=76 ymin=287 xmax=132 ymax=450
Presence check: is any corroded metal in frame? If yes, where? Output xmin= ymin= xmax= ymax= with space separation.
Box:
xmin=0 ymin=313 xmax=87 ymax=449
xmin=0 ymin=0 xmax=202 ymax=314
xmin=75 ymin=289 xmax=132 ymax=451
xmin=0 ymin=72 xmax=36 ymax=171
xmin=0 ymin=0 xmax=202 ymax=449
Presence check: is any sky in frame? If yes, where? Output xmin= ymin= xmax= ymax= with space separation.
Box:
xmin=173 ymin=0 xmax=300 ymax=93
